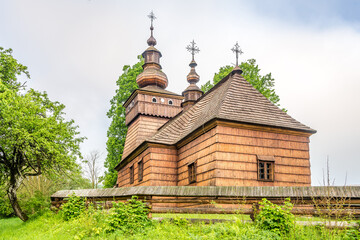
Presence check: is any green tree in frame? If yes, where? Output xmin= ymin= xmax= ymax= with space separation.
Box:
xmin=0 ymin=47 xmax=84 ymax=221
xmin=0 ymin=47 xmax=30 ymax=90
xmin=103 ymin=56 xmax=143 ymax=188
xmin=202 ymin=59 xmax=281 ymax=108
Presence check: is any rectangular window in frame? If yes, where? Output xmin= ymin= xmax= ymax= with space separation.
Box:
xmin=188 ymin=162 xmax=197 ymax=184
xmin=129 ymin=165 xmax=134 ymax=184
xmin=138 ymin=160 xmax=144 ymax=182
xmin=258 ymin=160 xmax=274 ymax=181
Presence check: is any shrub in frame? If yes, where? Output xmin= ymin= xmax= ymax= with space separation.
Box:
xmin=105 ymin=196 xmax=151 ymax=234
xmin=60 ymin=193 xmax=86 ymax=221
xmin=0 ymin=195 xmax=13 ymax=218
xmin=254 ymin=198 xmax=295 ymax=235
xmin=21 ymin=190 xmax=50 ymax=216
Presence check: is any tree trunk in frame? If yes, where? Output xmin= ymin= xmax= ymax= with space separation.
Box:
xmin=8 ymin=177 xmax=29 ymax=222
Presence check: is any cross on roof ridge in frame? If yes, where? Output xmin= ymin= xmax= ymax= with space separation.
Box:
xmin=231 ymin=42 xmax=243 ymax=66
xmin=148 ymin=11 xmax=156 ymax=27
xmin=186 ymin=40 xmax=200 ymax=61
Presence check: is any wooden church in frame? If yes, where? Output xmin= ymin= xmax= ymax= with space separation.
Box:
xmin=115 ymin=13 xmax=316 ymax=188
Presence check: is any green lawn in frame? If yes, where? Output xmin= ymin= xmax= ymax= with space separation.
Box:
xmin=1 ymin=212 xmax=358 ymax=240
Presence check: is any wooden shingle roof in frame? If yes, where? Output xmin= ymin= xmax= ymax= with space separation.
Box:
xmin=147 ymin=70 xmax=316 ymax=145
xmin=52 ymin=186 xmax=360 ymax=199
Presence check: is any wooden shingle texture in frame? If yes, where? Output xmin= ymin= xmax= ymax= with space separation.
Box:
xmin=51 ymin=186 xmax=360 ymax=199
xmin=147 ymin=71 xmax=316 ymax=146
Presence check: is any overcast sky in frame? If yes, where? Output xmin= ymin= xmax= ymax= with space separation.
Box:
xmin=1 ymin=0 xmax=359 ymax=186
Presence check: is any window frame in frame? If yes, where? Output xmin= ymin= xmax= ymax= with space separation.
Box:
xmin=129 ymin=165 xmax=134 ymax=184
xmin=152 ymin=97 xmax=157 ymax=103
xmin=188 ymin=161 xmax=197 ymax=184
xmin=257 ymin=156 xmax=275 ymax=182
xmin=138 ymin=159 xmax=144 ymax=182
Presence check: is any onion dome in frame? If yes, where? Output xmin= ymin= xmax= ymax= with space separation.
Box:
xmin=136 ymin=11 xmax=168 ymax=89
xmin=182 ymin=40 xmax=203 ymax=110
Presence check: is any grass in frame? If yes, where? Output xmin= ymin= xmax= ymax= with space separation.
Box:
xmin=153 ymin=213 xmax=251 ymax=220
xmin=153 ymin=213 xmax=349 ymax=223
xmin=1 ymin=211 xmax=359 ymax=240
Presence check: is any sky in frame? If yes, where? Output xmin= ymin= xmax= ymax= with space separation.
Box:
xmin=1 ymin=0 xmax=359 ymax=186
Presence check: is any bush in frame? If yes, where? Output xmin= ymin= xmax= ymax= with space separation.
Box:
xmin=254 ymin=198 xmax=295 ymax=235
xmin=21 ymin=190 xmax=50 ymax=216
xmin=105 ymin=196 xmax=151 ymax=234
xmin=60 ymin=193 xmax=86 ymax=221
xmin=0 ymin=194 xmax=13 ymax=218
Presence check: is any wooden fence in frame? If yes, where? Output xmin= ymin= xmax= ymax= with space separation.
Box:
xmin=51 ymin=186 xmax=360 ymax=219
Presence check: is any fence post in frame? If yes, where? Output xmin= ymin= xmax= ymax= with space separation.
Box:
xmin=147 ymin=196 xmax=152 ymax=219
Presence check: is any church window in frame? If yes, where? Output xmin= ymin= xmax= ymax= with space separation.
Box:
xmin=138 ymin=160 xmax=144 ymax=182
xmin=161 ymin=98 xmax=165 ymax=103
xmin=129 ymin=165 xmax=134 ymax=184
xmin=258 ymin=160 xmax=274 ymax=181
xmin=168 ymin=99 xmax=173 ymax=105
xmin=188 ymin=162 xmax=197 ymax=184
xmin=152 ymin=97 xmax=157 ymax=103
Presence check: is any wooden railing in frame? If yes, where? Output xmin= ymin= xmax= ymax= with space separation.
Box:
xmin=51 ymin=186 xmax=360 ymax=219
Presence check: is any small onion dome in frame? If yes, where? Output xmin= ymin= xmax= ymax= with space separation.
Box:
xmin=187 ymin=60 xmax=200 ymax=84
xmin=147 ymin=26 xmax=157 ymax=46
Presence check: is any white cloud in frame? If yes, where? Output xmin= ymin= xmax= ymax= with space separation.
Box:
xmin=1 ymin=0 xmax=359 ymax=185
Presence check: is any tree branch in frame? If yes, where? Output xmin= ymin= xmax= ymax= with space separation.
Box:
xmin=0 ymin=146 xmax=8 ymax=165
xmin=24 ymin=171 xmax=42 ymax=177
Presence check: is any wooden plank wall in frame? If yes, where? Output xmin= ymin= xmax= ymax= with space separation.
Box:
xmin=215 ymin=125 xmax=311 ymax=186
xmin=122 ymin=116 xmax=168 ymax=160
xmin=51 ymin=186 xmax=360 ymax=219
xmin=177 ymin=128 xmax=218 ymax=186
xmin=120 ymin=120 xmax=312 ymax=189
xmin=118 ymin=147 xmax=178 ymax=187
xmin=117 ymin=148 xmax=151 ymax=187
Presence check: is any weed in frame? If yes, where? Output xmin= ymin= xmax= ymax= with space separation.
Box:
xmin=254 ymin=198 xmax=295 ymax=235
xmin=105 ymin=196 xmax=151 ymax=234
xmin=59 ymin=193 xmax=86 ymax=221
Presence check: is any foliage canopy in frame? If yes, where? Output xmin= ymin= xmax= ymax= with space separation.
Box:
xmin=103 ymin=56 xmax=143 ymax=188
xmin=0 ymin=47 xmax=84 ymax=221
xmin=201 ymin=59 xmax=282 ymax=108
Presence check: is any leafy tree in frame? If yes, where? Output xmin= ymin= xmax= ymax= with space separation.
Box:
xmin=0 ymin=47 xmax=30 ymax=90
xmin=103 ymin=56 xmax=143 ymax=188
xmin=201 ymin=59 xmax=282 ymax=108
xmin=0 ymin=47 xmax=84 ymax=221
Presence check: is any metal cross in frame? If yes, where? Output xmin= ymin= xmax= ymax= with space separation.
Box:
xmin=231 ymin=42 xmax=243 ymax=66
xmin=148 ymin=11 xmax=156 ymax=28
xmin=186 ymin=40 xmax=200 ymax=61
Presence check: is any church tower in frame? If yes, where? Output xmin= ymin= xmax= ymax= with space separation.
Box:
xmin=122 ymin=12 xmax=183 ymax=160
xmin=181 ymin=40 xmax=203 ymax=111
